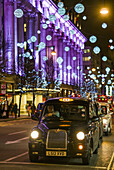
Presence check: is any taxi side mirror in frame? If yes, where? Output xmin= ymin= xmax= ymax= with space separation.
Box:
xmin=31 ymin=114 xmax=39 ymax=121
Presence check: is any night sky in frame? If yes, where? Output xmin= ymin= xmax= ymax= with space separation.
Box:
xmin=63 ymin=0 xmax=114 ymax=59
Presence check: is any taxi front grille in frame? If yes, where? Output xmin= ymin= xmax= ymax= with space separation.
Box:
xmin=46 ymin=129 xmax=67 ymax=150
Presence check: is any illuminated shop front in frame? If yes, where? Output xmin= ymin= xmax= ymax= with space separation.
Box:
xmin=0 ymin=0 xmax=87 ymax=114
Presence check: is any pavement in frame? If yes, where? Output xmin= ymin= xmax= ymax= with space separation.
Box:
xmin=0 ymin=114 xmax=31 ymax=122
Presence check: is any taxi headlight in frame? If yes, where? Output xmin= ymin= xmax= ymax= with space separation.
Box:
xmin=76 ymin=131 xmax=85 ymax=140
xmin=31 ymin=131 xmax=39 ymax=139
xmin=103 ymin=119 xmax=107 ymax=124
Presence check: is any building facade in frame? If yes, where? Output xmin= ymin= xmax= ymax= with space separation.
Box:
xmin=0 ymin=0 xmax=87 ymax=114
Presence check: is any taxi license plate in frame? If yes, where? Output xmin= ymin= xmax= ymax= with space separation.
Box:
xmin=46 ymin=151 xmax=66 ymax=157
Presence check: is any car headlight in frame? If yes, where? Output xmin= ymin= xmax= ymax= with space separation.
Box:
xmin=76 ymin=131 xmax=85 ymax=140
xmin=103 ymin=119 xmax=107 ymax=124
xmin=31 ymin=130 xmax=39 ymax=139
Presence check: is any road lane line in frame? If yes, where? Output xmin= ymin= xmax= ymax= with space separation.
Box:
xmin=5 ymin=137 xmax=29 ymax=144
xmin=107 ymin=152 xmax=114 ymax=170
xmin=8 ymin=130 xmax=27 ymax=135
xmin=4 ymin=152 xmax=28 ymax=162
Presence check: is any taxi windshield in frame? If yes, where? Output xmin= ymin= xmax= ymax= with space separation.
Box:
xmin=42 ymin=103 xmax=87 ymax=121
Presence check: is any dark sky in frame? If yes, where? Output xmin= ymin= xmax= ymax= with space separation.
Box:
xmin=63 ymin=0 xmax=114 ymax=57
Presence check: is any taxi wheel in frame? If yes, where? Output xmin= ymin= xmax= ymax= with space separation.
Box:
xmin=29 ymin=151 xmax=39 ymax=162
xmin=105 ymin=128 xmax=109 ymax=136
xmin=82 ymin=148 xmax=91 ymax=165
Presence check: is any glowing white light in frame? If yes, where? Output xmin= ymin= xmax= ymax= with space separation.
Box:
xmin=100 ymin=8 xmax=108 ymax=14
xmin=31 ymin=131 xmax=39 ymax=139
xmin=76 ymin=132 xmax=85 ymax=140
xmin=74 ymin=3 xmax=85 ymax=13
xmin=43 ymin=56 xmax=48 ymax=61
xmin=42 ymin=24 xmax=48 ymax=29
xmin=57 ymin=57 xmax=63 ymax=65
xmin=110 ymin=45 xmax=114 ymax=50
xmin=89 ymin=35 xmax=97 ymax=43
xmin=65 ymin=47 xmax=70 ymax=51
xmin=109 ymin=39 xmax=113 ymax=43
xmin=63 ymin=15 xmax=69 ymax=21
xmin=49 ymin=14 xmax=56 ymax=22
xmin=37 ymin=30 xmax=41 ymax=34
xmin=57 ymin=2 xmax=64 ymax=8
xmin=83 ymin=16 xmax=87 ymax=20
xmin=58 ymin=8 xmax=66 ymax=15
xmin=67 ymin=65 xmax=72 ymax=70
xmin=14 ymin=9 xmax=23 ymax=18
xmin=31 ymin=36 xmax=37 ymax=42
xmin=73 ymin=56 xmax=76 ymax=60
xmin=70 ymin=30 xmax=75 ymax=35
xmin=102 ymin=56 xmax=107 ymax=61
xmin=46 ymin=20 xmax=50 ymax=24
xmin=46 ymin=35 xmax=52 ymax=41
xmin=102 ymin=23 xmax=107 ymax=29
xmin=27 ymin=39 xmax=31 ymax=44
xmin=93 ymin=46 xmax=100 ymax=54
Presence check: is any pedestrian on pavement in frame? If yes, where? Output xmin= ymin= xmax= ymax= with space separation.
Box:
xmin=13 ymin=103 xmax=17 ymax=119
xmin=27 ymin=104 xmax=32 ymax=117
xmin=31 ymin=104 xmax=36 ymax=117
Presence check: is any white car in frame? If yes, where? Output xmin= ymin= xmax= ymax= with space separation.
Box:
xmin=98 ymin=102 xmax=112 ymax=136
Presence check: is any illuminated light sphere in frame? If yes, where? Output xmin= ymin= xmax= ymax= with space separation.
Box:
xmin=65 ymin=46 xmax=70 ymax=51
xmin=89 ymin=35 xmax=97 ymax=43
xmin=107 ymin=80 xmax=111 ymax=84
xmin=14 ymin=9 xmax=23 ymax=18
xmin=43 ymin=56 xmax=48 ymax=61
xmin=49 ymin=14 xmax=56 ymax=22
xmin=42 ymin=24 xmax=48 ymax=29
xmin=58 ymin=8 xmax=66 ymax=15
xmin=97 ymin=67 xmax=99 ymax=69
xmin=88 ymin=56 xmax=91 ymax=59
xmin=19 ymin=54 xmax=21 ymax=57
xmin=70 ymin=30 xmax=75 ymax=35
xmin=109 ymin=39 xmax=113 ymax=43
xmin=83 ymin=16 xmax=87 ymax=20
xmin=93 ymin=46 xmax=100 ymax=54
xmin=37 ymin=30 xmax=41 ymax=34
xmin=74 ymin=3 xmax=85 ymax=13
xmin=111 ymin=74 xmax=114 ymax=77
xmin=31 ymin=49 xmax=33 ymax=52
xmin=59 ymin=65 xmax=62 ymax=68
xmin=46 ymin=20 xmax=50 ymax=24
xmin=46 ymin=35 xmax=52 ymax=41
xmin=110 ymin=45 xmax=114 ymax=50
xmin=55 ymin=26 xmax=59 ymax=29
xmin=105 ymin=67 xmax=110 ymax=72
xmin=98 ymin=71 xmax=100 ymax=73
xmin=29 ymin=56 xmax=33 ymax=59
xmin=77 ymin=66 xmax=80 ymax=70
xmin=100 ymin=8 xmax=108 ymax=14
xmin=102 ymin=23 xmax=107 ymax=29
xmin=27 ymin=39 xmax=31 ymax=44
xmin=102 ymin=56 xmax=107 ymax=61
xmin=57 ymin=57 xmax=63 ymax=65
xmin=63 ymin=15 xmax=69 ymax=21
xmin=19 ymin=43 xmax=24 ymax=48
xmin=67 ymin=65 xmax=72 ymax=70
xmin=25 ymin=52 xmax=30 ymax=58
xmin=73 ymin=56 xmax=76 ymax=60
xmin=31 ymin=36 xmax=37 ymax=42
xmin=57 ymin=2 xmax=64 ymax=8
xmin=39 ymin=42 xmax=46 ymax=49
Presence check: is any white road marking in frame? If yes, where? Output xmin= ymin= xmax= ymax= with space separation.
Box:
xmin=107 ymin=152 xmax=114 ymax=170
xmin=4 ymin=152 xmax=28 ymax=162
xmin=5 ymin=137 xmax=29 ymax=144
xmin=8 ymin=130 xmax=27 ymax=135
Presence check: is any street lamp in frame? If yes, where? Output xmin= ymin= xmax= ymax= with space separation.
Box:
xmin=100 ymin=8 xmax=109 ymax=14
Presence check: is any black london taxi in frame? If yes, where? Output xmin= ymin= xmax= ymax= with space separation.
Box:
xmin=28 ymin=97 xmax=100 ymax=165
